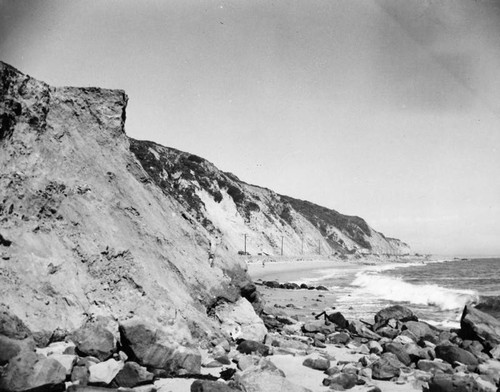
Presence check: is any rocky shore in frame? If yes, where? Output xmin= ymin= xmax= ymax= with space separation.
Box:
xmin=2 ymin=280 xmax=500 ymax=392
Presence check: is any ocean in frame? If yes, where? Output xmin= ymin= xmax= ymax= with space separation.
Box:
xmin=300 ymin=258 xmax=500 ymax=328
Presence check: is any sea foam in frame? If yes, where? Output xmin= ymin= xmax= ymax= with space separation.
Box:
xmin=349 ymin=272 xmax=479 ymax=310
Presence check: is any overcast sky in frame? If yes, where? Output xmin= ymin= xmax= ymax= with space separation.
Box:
xmin=1 ymin=0 xmax=500 ymax=256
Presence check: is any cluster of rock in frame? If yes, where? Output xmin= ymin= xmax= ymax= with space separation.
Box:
xmin=260 ymin=303 xmax=500 ymax=391
xmin=0 ymin=308 xmax=205 ymax=392
xmin=3 ymin=292 xmax=500 ymax=392
xmin=258 ymin=280 xmax=329 ymax=291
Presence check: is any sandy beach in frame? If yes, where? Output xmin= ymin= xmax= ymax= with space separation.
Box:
xmin=245 ymin=257 xmax=426 ymax=392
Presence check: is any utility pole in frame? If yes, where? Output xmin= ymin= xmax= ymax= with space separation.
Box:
xmin=318 ymin=240 xmax=321 ymax=255
xmin=281 ymin=236 xmax=284 ymax=256
xmin=301 ymin=235 xmax=304 ymax=255
xmin=244 ymin=234 xmax=247 ymax=255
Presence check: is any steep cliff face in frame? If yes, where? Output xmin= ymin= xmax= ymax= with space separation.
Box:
xmin=130 ymin=140 xmax=411 ymax=257
xmin=0 ymin=61 xmax=410 ymax=338
xmin=0 ymin=62 xmax=249 ymax=337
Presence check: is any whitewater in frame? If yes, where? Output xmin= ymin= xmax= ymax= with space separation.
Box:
xmin=298 ymin=258 xmax=499 ymax=328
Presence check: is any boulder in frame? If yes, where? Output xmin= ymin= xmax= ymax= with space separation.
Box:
xmin=215 ymin=297 xmax=268 ymax=342
xmin=112 ymin=361 xmax=154 ymax=388
xmin=0 ymin=308 xmax=32 ymax=340
xmin=327 ymin=312 xmax=349 ymax=329
xmin=376 ymin=326 xmax=399 ymax=339
xmin=236 ymin=356 xmax=285 ymax=376
xmin=0 ymin=351 xmax=66 ymax=392
xmin=384 ymin=342 xmax=412 ymax=366
xmin=348 ymin=320 xmax=381 ymax=340
xmin=71 ymin=323 xmax=116 ymax=361
xmin=88 ymin=359 xmax=124 ymax=384
xmin=368 ymin=341 xmax=383 ymax=354
xmin=435 ymin=345 xmax=479 ymax=368
xmin=374 ymin=305 xmax=418 ymax=330
xmin=303 ymin=356 xmax=330 ymax=371
xmin=478 ymin=359 xmax=500 ymax=385
xmin=426 ymin=373 xmax=482 ymax=392
xmin=302 ymin=320 xmax=325 ymax=333
xmin=190 ymin=379 xmax=240 ymax=392
xmin=417 ymin=359 xmax=453 ymax=374
xmin=490 ymin=344 xmax=500 ymax=360
xmin=329 ymin=332 xmax=351 ymax=345
xmin=119 ymin=318 xmax=201 ymax=375
xmin=236 ymin=369 xmax=312 ymax=392
xmin=475 ymin=296 xmax=500 ymax=319
xmin=0 ymin=335 xmax=35 ymax=365
xmin=71 ymin=364 xmax=90 ymax=386
xmin=323 ymin=373 xmax=358 ymax=390
xmin=403 ymin=320 xmax=439 ymax=343
xmin=371 ymin=352 xmax=405 ymax=380
xmin=461 ymin=305 xmax=500 ymax=349
xmin=236 ymin=339 xmax=270 ymax=356
xmin=49 ymin=353 xmax=77 ymax=375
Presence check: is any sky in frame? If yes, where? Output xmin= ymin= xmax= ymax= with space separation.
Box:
xmin=1 ymin=0 xmax=500 ymax=256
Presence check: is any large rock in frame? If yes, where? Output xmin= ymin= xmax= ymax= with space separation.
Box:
xmin=323 ymin=373 xmax=358 ymax=390
xmin=426 ymin=373 xmax=483 ymax=392
xmin=0 ymin=335 xmax=35 ymax=365
xmin=403 ymin=320 xmax=439 ymax=343
xmin=190 ymin=379 xmax=240 ymax=392
xmin=112 ymin=361 xmax=153 ymax=388
xmin=478 ymin=359 xmax=500 ymax=385
xmin=236 ymin=339 xmax=270 ymax=356
xmin=0 ymin=351 xmax=66 ymax=392
xmin=49 ymin=353 xmax=78 ymax=375
xmin=435 ymin=345 xmax=479 ymax=368
xmin=119 ymin=318 xmax=201 ymax=375
xmin=88 ymin=359 xmax=124 ymax=384
xmin=417 ymin=359 xmax=453 ymax=374
xmin=71 ymin=323 xmax=116 ymax=361
xmin=384 ymin=342 xmax=412 ymax=366
xmin=461 ymin=305 xmax=500 ymax=349
xmin=371 ymin=352 xmax=405 ymax=380
xmin=374 ymin=305 xmax=418 ymax=330
xmin=302 ymin=356 xmax=331 ymax=371
xmin=215 ymin=298 xmax=268 ymax=342
xmin=326 ymin=312 xmax=349 ymax=329
xmin=236 ymin=369 xmax=312 ymax=392
xmin=0 ymin=308 xmax=32 ymax=340
xmin=348 ymin=320 xmax=381 ymax=340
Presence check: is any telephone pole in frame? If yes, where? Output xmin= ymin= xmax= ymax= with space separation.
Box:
xmin=281 ymin=236 xmax=284 ymax=256
xmin=318 ymin=240 xmax=321 ymax=255
xmin=244 ymin=234 xmax=247 ymax=255
xmin=301 ymin=235 xmax=304 ymax=255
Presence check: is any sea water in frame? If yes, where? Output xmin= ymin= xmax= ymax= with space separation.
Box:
xmin=307 ymin=258 xmax=500 ymax=328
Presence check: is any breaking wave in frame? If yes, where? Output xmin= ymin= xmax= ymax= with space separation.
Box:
xmin=350 ymin=272 xmax=479 ymax=311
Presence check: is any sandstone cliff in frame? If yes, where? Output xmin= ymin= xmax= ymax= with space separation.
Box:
xmin=0 ymin=61 xmax=409 ymax=339
xmin=0 ymin=62 xmax=250 ymax=339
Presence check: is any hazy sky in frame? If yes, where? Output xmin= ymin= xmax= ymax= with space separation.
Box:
xmin=1 ymin=0 xmax=500 ymax=256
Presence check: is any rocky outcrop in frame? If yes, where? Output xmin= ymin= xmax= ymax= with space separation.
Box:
xmin=461 ymin=305 xmax=500 ymax=350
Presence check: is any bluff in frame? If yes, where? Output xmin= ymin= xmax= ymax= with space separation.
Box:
xmin=0 ymin=62 xmax=251 ymax=339
xmin=0 ymin=61 xmax=409 ymax=338
xmin=129 ymin=140 xmax=410 ymax=257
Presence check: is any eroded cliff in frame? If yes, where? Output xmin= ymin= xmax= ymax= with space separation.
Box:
xmin=0 ymin=62 xmax=249 ymax=339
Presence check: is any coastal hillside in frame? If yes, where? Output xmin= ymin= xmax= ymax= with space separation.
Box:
xmin=130 ymin=140 xmax=410 ymax=257
xmin=0 ymin=60 xmax=408 ymax=338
